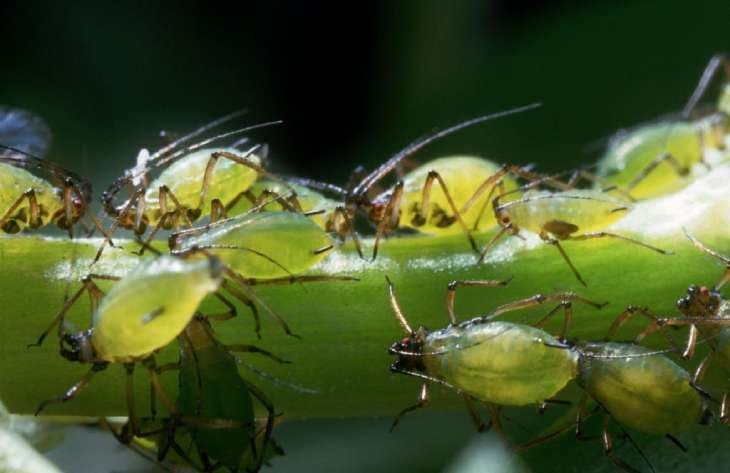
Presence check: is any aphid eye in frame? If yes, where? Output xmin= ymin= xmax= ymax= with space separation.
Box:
xmin=688 ymin=285 xmax=699 ymax=295
xmin=677 ymin=298 xmax=690 ymax=309
xmin=699 ymin=286 xmax=710 ymax=296
xmin=501 ymin=216 xmax=510 ymax=224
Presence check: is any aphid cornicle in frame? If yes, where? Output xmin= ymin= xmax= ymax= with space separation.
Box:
xmin=0 ymin=106 xmax=98 ymax=236
xmin=149 ymin=315 xmax=283 ymax=473
xmin=30 ymin=253 xmax=270 ymax=415
xmin=596 ymin=53 xmax=730 ymax=201
xmin=479 ymin=187 xmax=670 ymax=286
xmin=98 ymin=112 xmax=286 ymax=259
xmin=291 ymin=103 xmax=547 ymax=259
xmin=385 ymin=277 xmax=605 ymax=431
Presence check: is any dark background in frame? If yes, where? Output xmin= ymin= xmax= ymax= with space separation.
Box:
xmin=3 ymin=0 xmax=730 ymax=198
xmin=3 ymin=1 xmax=730 ymax=472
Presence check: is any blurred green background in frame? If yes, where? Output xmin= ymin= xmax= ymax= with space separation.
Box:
xmin=2 ymin=1 xmax=730 ymax=471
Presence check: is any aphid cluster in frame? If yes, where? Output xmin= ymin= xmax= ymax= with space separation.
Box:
xmin=3 ymin=52 xmax=730 ymax=473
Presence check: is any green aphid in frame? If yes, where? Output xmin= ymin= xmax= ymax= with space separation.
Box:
xmin=169 ymin=211 xmax=335 ymax=279
xmin=0 ymin=106 xmax=95 ymax=236
xmin=30 ymin=254 xmax=238 ymax=415
xmin=284 ymin=104 xmax=544 ymax=260
xmin=98 ymin=111 xmax=285 ymax=260
xmin=621 ymin=232 xmax=730 ymax=425
xmin=597 ymin=53 xmax=730 ymax=201
xmin=480 ymin=187 xmax=670 ymax=286
xmin=156 ymin=316 xmax=283 ymax=473
xmin=385 ymin=276 xmax=605 ymax=430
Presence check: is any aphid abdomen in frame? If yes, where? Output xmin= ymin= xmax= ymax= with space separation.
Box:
xmin=401 ymin=156 xmax=517 ymax=234
xmin=175 ymin=212 xmax=333 ymax=278
xmin=91 ymin=257 xmax=222 ymax=362
xmin=598 ymin=122 xmax=702 ymax=199
xmin=423 ymin=322 xmax=578 ymax=406
xmin=507 ymin=190 xmax=628 ymax=235
xmin=178 ymin=323 xmax=254 ymax=471
xmin=578 ymin=342 xmax=705 ymax=435
xmin=144 ymin=147 xmax=261 ymax=220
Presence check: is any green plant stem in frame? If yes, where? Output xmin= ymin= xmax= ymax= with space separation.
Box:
xmin=1 ymin=226 xmax=728 ymax=420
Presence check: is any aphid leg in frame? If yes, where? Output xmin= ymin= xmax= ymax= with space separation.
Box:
xmin=476 ymin=224 xmax=513 ymax=264
xmin=258 ymin=189 xmax=302 ymax=213
xmin=0 ymin=188 xmax=39 ymax=232
xmin=244 ymin=274 xmax=359 ymax=286
xmin=601 ymin=416 xmax=652 ymax=473
xmin=625 ymin=152 xmax=689 ymax=193
xmin=149 ymin=362 xmax=181 ymax=419
xmin=135 ymin=212 xmax=173 ymax=256
xmin=566 ymin=170 xmax=636 ymax=202
xmin=417 ymin=171 xmax=478 ymax=253
xmin=29 ymin=274 xmax=116 ymax=348
xmin=681 ymin=324 xmax=699 ymax=360
xmin=532 ymin=301 xmax=573 ymax=341
xmin=514 ymin=420 xmax=575 ymax=452
xmin=471 ymin=179 xmax=504 ymax=231
xmin=225 ymin=268 xmax=300 ymax=339
xmin=682 ymin=54 xmax=730 ymax=118
xmin=243 ymin=379 xmax=277 ymax=472
xmin=537 ymin=398 xmax=572 ymax=415
xmin=210 ymin=149 xmax=301 ymax=202
xmin=720 ymin=392 xmax=730 ymax=425
xmin=445 ymin=278 xmax=511 ymax=325
xmin=206 ymin=292 xmax=238 ymax=321
xmin=372 ymin=181 xmax=404 ymax=261
xmin=142 ymin=357 xmax=178 ymax=417
xmin=332 ymin=205 xmax=364 ymax=259
xmin=226 ymin=344 xmax=291 ymax=364
xmin=209 ymin=199 xmax=227 ymax=223
xmin=462 ymin=395 xmax=487 ymax=432
xmin=93 ymin=187 xmax=146 ymax=264
xmin=120 ymin=363 xmax=139 ymax=443
xmin=485 ymin=404 xmax=510 ymax=446
xmin=385 ymin=276 xmax=414 ymax=335
xmin=221 ymin=280 xmax=262 ymax=337
xmin=539 ymin=233 xmax=587 ymax=286
xmin=390 ymin=383 xmax=428 ymax=432
xmin=684 ymin=230 xmax=730 ymax=291
xmin=35 ymin=363 xmax=107 ymax=415
xmin=607 ymin=306 xmax=679 ymax=348
xmin=485 ymin=292 xmax=607 ymax=327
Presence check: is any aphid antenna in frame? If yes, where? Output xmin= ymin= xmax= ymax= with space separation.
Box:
xmin=683 ymin=227 xmax=730 ymax=290
xmin=147 ymin=120 xmax=283 ymax=173
xmin=149 ymin=109 xmax=248 ymax=163
xmin=391 ymin=367 xmax=458 ymax=391
xmin=385 ymin=276 xmax=414 ymax=335
xmin=237 ymin=360 xmax=321 ymax=395
xmin=284 ymin=175 xmax=348 ymax=197
xmin=682 ymin=54 xmax=730 ymax=119
xmin=350 ymin=102 xmax=543 ymax=201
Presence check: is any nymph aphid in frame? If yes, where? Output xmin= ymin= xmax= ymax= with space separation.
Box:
xmin=97 ymin=112 xmax=286 ymax=260
xmin=479 ymin=186 xmax=670 ymax=285
xmin=386 ymin=277 xmax=605 ymax=430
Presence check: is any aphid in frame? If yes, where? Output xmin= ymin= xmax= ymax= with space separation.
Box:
xmin=386 ymin=277 xmax=605 ymax=430
xmin=479 ymin=187 xmax=670 ymax=286
xmin=0 ymin=106 xmax=100 ymax=236
xmin=294 ymin=103 xmax=548 ymax=259
xmin=145 ymin=315 xmax=284 ymax=473
xmin=616 ymin=232 xmax=730 ymax=424
xmin=29 ymin=253 xmax=283 ymax=415
xmin=525 ymin=336 xmax=712 ymax=473
xmin=168 ymin=211 xmax=340 ymax=279
xmin=596 ymin=54 xmax=730 ymax=201
xmin=98 ymin=112 xmax=285 ymax=259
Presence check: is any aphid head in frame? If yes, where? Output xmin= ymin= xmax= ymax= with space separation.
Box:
xmin=388 ymin=326 xmax=429 ymax=374
xmin=60 ymin=329 xmax=95 ymax=363
xmin=676 ymin=284 xmax=721 ymax=317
